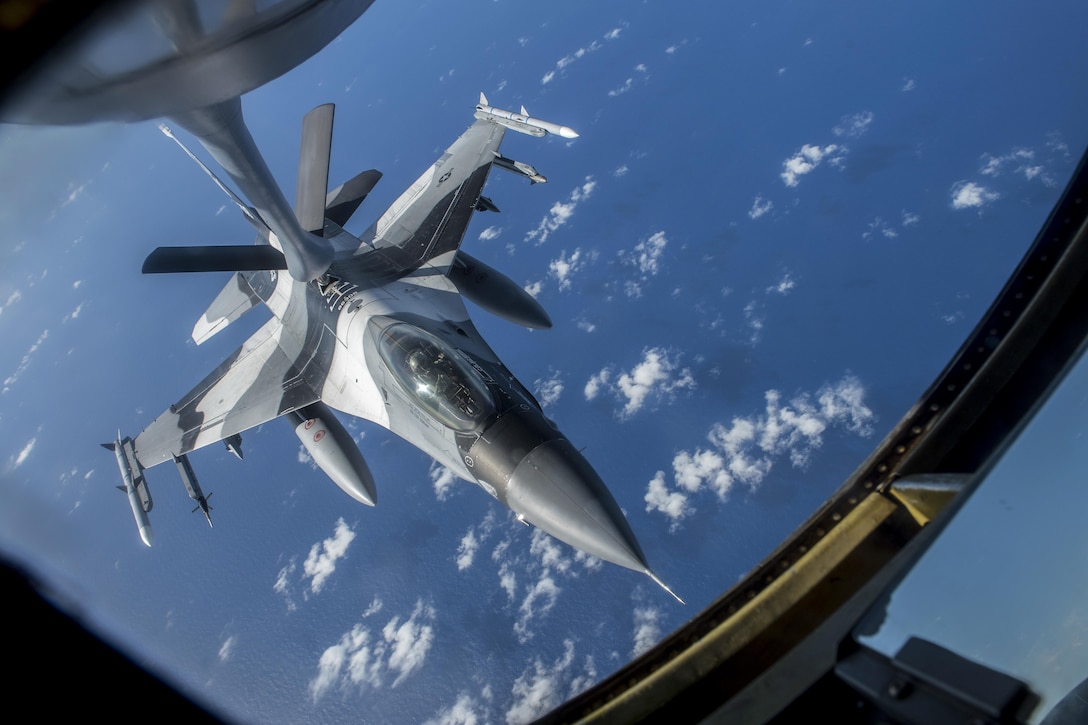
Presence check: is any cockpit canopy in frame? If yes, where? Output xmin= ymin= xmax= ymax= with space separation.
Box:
xmin=376 ymin=324 xmax=496 ymax=431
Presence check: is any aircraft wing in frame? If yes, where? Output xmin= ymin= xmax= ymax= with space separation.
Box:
xmin=133 ymin=316 xmax=321 ymax=468
xmin=332 ymin=118 xmax=507 ymax=281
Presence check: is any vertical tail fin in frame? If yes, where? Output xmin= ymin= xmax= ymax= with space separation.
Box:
xmin=295 ymin=103 xmax=335 ymax=236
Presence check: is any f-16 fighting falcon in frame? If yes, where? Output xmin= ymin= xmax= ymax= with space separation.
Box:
xmin=106 ymin=94 xmax=682 ymax=602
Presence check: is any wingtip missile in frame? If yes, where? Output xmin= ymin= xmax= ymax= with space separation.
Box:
xmin=108 ymin=435 xmax=155 ymax=547
xmin=474 ymin=94 xmax=579 ymax=139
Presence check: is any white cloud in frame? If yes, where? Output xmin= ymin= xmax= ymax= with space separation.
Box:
xmin=478 ymin=226 xmax=503 ymax=241
xmin=273 ymin=562 xmax=293 ymax=594
xmin=457 ymin=529 xmax=479 ymax=571
xmin=673 ymin=447 xmax=734 ymax=496
xmin=0 ymin=289 xmax=22 ymax=316
xmin=297 ymin=445 xmax=316 ymax=469
xmin=863 ymin=211 xmax=921 ymax=240
xmin=833 ymin=111 xmax=874 ymax=138
xmin=12 ymin=438 xmax=36 ymax=469
xmin=63 ymin=302 xmax=84 ymax=322
xmin=485 ymin=524 xmax=600 ymax=643
xmin=623 ymin=230 xmax=668 ymax=276
xmin=608 ymin=78 xmax=633 ymax=97
xmin=541 ymin=30 xmax=617 ymax=85
xmin=743 ymin=300 xmax=764 ymax=344
xmin=619 ymin=231 xmax=668 ymax=298
xmin=766 ymin=272 xmax=795 ymax=295
xmin=505 ymin=640 xmax=595 ymax=724
xmin=525 ymin=177 xmax=596 ymax=244
xmin=980 ymin=148 xmax=1034 ymax=177
xmin=613 ymin=165 xmax=629 ymax=177
xmin=646 ymin=375 xmax=875 ymax=528
xmin=585 ymin=347 xmax=695 ymax=420
xmin=584 ymin=367 xmax=610 ymax=404
xmin=632 ymin=607 xmax=663 ymax=657
xmin=363 ymin=597 xmax=383 ymax=618
xmin=310 ymin=599 xmax=436 ymax=701
xmin=218 ymin=635 xmax=236 ymax=663
xmin=748 ymin=196 xmax=773 ymax=220
xmin=430 ymin=461 xmax=458 ymax=501
xmin=302 ymin=518 xmax=356 ymax=594
xmin=1046 ymin=132 xmax=1070 ymax=159
xmin=3 ymin=329 xmax=48 ymax=393
xmin=781 ymin=144 xmax=841 ymax=187
xmin=556 ymin=47 xmax=590 ymax=70
xmin=530 ymin=527 xmax=576 ymax=576
xmin=576 ymin=319 xmax=597 ymax=333
xmin=425 ymin=691 xmax=491 ymax=725
xmin=59 ymin=180 xmax=89 ymax=210
xmin=455 ymin=511 xmax=497 ymax=573
xmin=902 ymin=78 xmax=916 ymax=91
xmin=862 ymin=217 xmax=901 ymax=240
xmin=644 ymin=471 xmax=692 ymax=530
xmin=978 ymin=147 xmax=1056 ymax=186
xmin=496 ymin=556 xmax=518 ymax=602
xmin=514 ymin=575 xmax=560 ymax=643
xmin=548 ymin=248 xmax=591 ymax=291
xmin=534 ymin=370 xmax=564 ymax=408
xmin=950 ymin=181 xmax=999 ymax=210
xmin=523 ymin=280 xmax=543 ymax=298
xmin=385 ymin=601 xmax=438 ymax=686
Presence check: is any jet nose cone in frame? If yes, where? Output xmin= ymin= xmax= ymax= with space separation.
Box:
xmin=559 ymin=126 xmax=579 ymax=139
xmin=505 ymin=439 xmax=647 ymax=572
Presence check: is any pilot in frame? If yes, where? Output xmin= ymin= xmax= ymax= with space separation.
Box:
xmin=407 ymin=349 xmax=434 ymax=382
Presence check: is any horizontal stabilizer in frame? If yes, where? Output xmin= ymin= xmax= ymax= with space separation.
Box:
xmin=326 ymin=169 xmax=382 ymax=227
xmin=193 ymin=272 xmax=263 ymax=345
xmin=143 ymin=245 xmax=287 ymax=274
xmin=134 ymin=316 xmax=322 ymax=468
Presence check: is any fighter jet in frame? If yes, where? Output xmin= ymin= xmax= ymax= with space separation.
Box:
xmin=108 ymin=96 xmax=681 ymax=602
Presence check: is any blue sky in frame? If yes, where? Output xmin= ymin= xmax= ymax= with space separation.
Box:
xmin=2 ymin=0 xmax=1088 ymax=722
